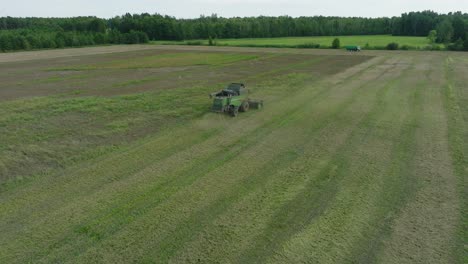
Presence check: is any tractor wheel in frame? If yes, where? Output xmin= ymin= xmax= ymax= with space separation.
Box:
xmin=239 ymin=101 xmax=250 ymax=112
xmin=230 ymin=106 xmax=239 ymax=117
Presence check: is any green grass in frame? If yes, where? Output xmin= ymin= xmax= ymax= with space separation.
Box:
xmin=47 ymin=52 xmax=259 ymax=71
xmin=0 ymin=51 xmax=328 ymax=186
xmin=0 ymin=48 xmax=465 ymax=263
xmin=443 ymin=56 xmax=468 ymax=263
xmin=153 ymin=35 xmax=437 ymax=50
xmin=0 ymin=84 xmax=220 ymax=185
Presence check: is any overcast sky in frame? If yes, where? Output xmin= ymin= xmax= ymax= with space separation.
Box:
xmin=1 ymin=0 xmax=467 ymax=18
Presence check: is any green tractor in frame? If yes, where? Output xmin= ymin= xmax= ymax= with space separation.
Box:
xmin=345 ymin=45 xmax=361 ymax=52
xmin=210 ymin=83 xmax=263 ymax=117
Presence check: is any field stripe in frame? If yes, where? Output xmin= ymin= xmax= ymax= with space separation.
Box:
xmin=348 ymin=56 xmax=427 ymax=262
xmin=374 ymin=55 xmax=463 ymax=264
xmin=447 ymin=56 xmax=468 ymax=264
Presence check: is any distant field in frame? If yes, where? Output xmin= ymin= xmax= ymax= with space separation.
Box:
xmin=0 ymin=46 xmax=465 ymax=263
xmin=154 ymin=35 xmax=435 ymax=49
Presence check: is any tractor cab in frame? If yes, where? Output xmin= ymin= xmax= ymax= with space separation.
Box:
xmin=212 ymin=83 xmax=247 ymax=98
xmin=226 ymin=83 xmax=248 ymax=96
xmin=214 ymin=89 xmax=238 ymax=97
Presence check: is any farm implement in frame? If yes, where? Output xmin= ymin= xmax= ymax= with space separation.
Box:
xmin=210 ymin=83 xmax=263 ymax=117
xmin=345 ymin=45 xmax=361 ymax=51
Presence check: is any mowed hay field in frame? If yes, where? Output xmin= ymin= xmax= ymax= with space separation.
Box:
xmin=0 ymin=46 xmax=466 ymax=263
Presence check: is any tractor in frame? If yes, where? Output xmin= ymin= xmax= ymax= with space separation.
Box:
xmin=210 ymin=83 xmax=263 ymax=117
xmin=345 ymin=45 xmax=361 ymax=52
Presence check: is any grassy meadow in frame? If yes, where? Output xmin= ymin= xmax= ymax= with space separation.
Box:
xmin=154 ymin=35 xmax=438 ymax=50
xmin=0 ymin=46 xmax=465 ymax=263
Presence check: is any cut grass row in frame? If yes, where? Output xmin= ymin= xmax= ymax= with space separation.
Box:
xmin=374 ymin=52 xmax=462 ymax=264
xmin=443 ymin=56 xmax=467 ymax=263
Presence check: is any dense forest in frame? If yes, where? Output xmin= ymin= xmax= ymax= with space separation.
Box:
xmin=0 ymin=11 xmax=467 ymax=51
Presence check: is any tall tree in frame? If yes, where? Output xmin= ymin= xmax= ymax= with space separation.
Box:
xmin=436 ymin=19 xmax=454 ymax=43
xmin=427 ymin=29 xmax=437 ymax=43
xmin=452 ymin=16 xmax=466 ymax=41
xmin=88 ymin=18 xmax=106 ymax=33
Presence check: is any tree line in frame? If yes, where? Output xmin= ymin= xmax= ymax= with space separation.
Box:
xmin=0 ymin=17 xmax=150 ymax=51
xmin=0 ymin=11 xmax=467 ymax=52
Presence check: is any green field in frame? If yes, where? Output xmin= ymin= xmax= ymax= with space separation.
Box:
xmin=0 ymin=46 xmax=465 ymax=263
xmin=154 ymin=35 xmax=436 ymax=49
